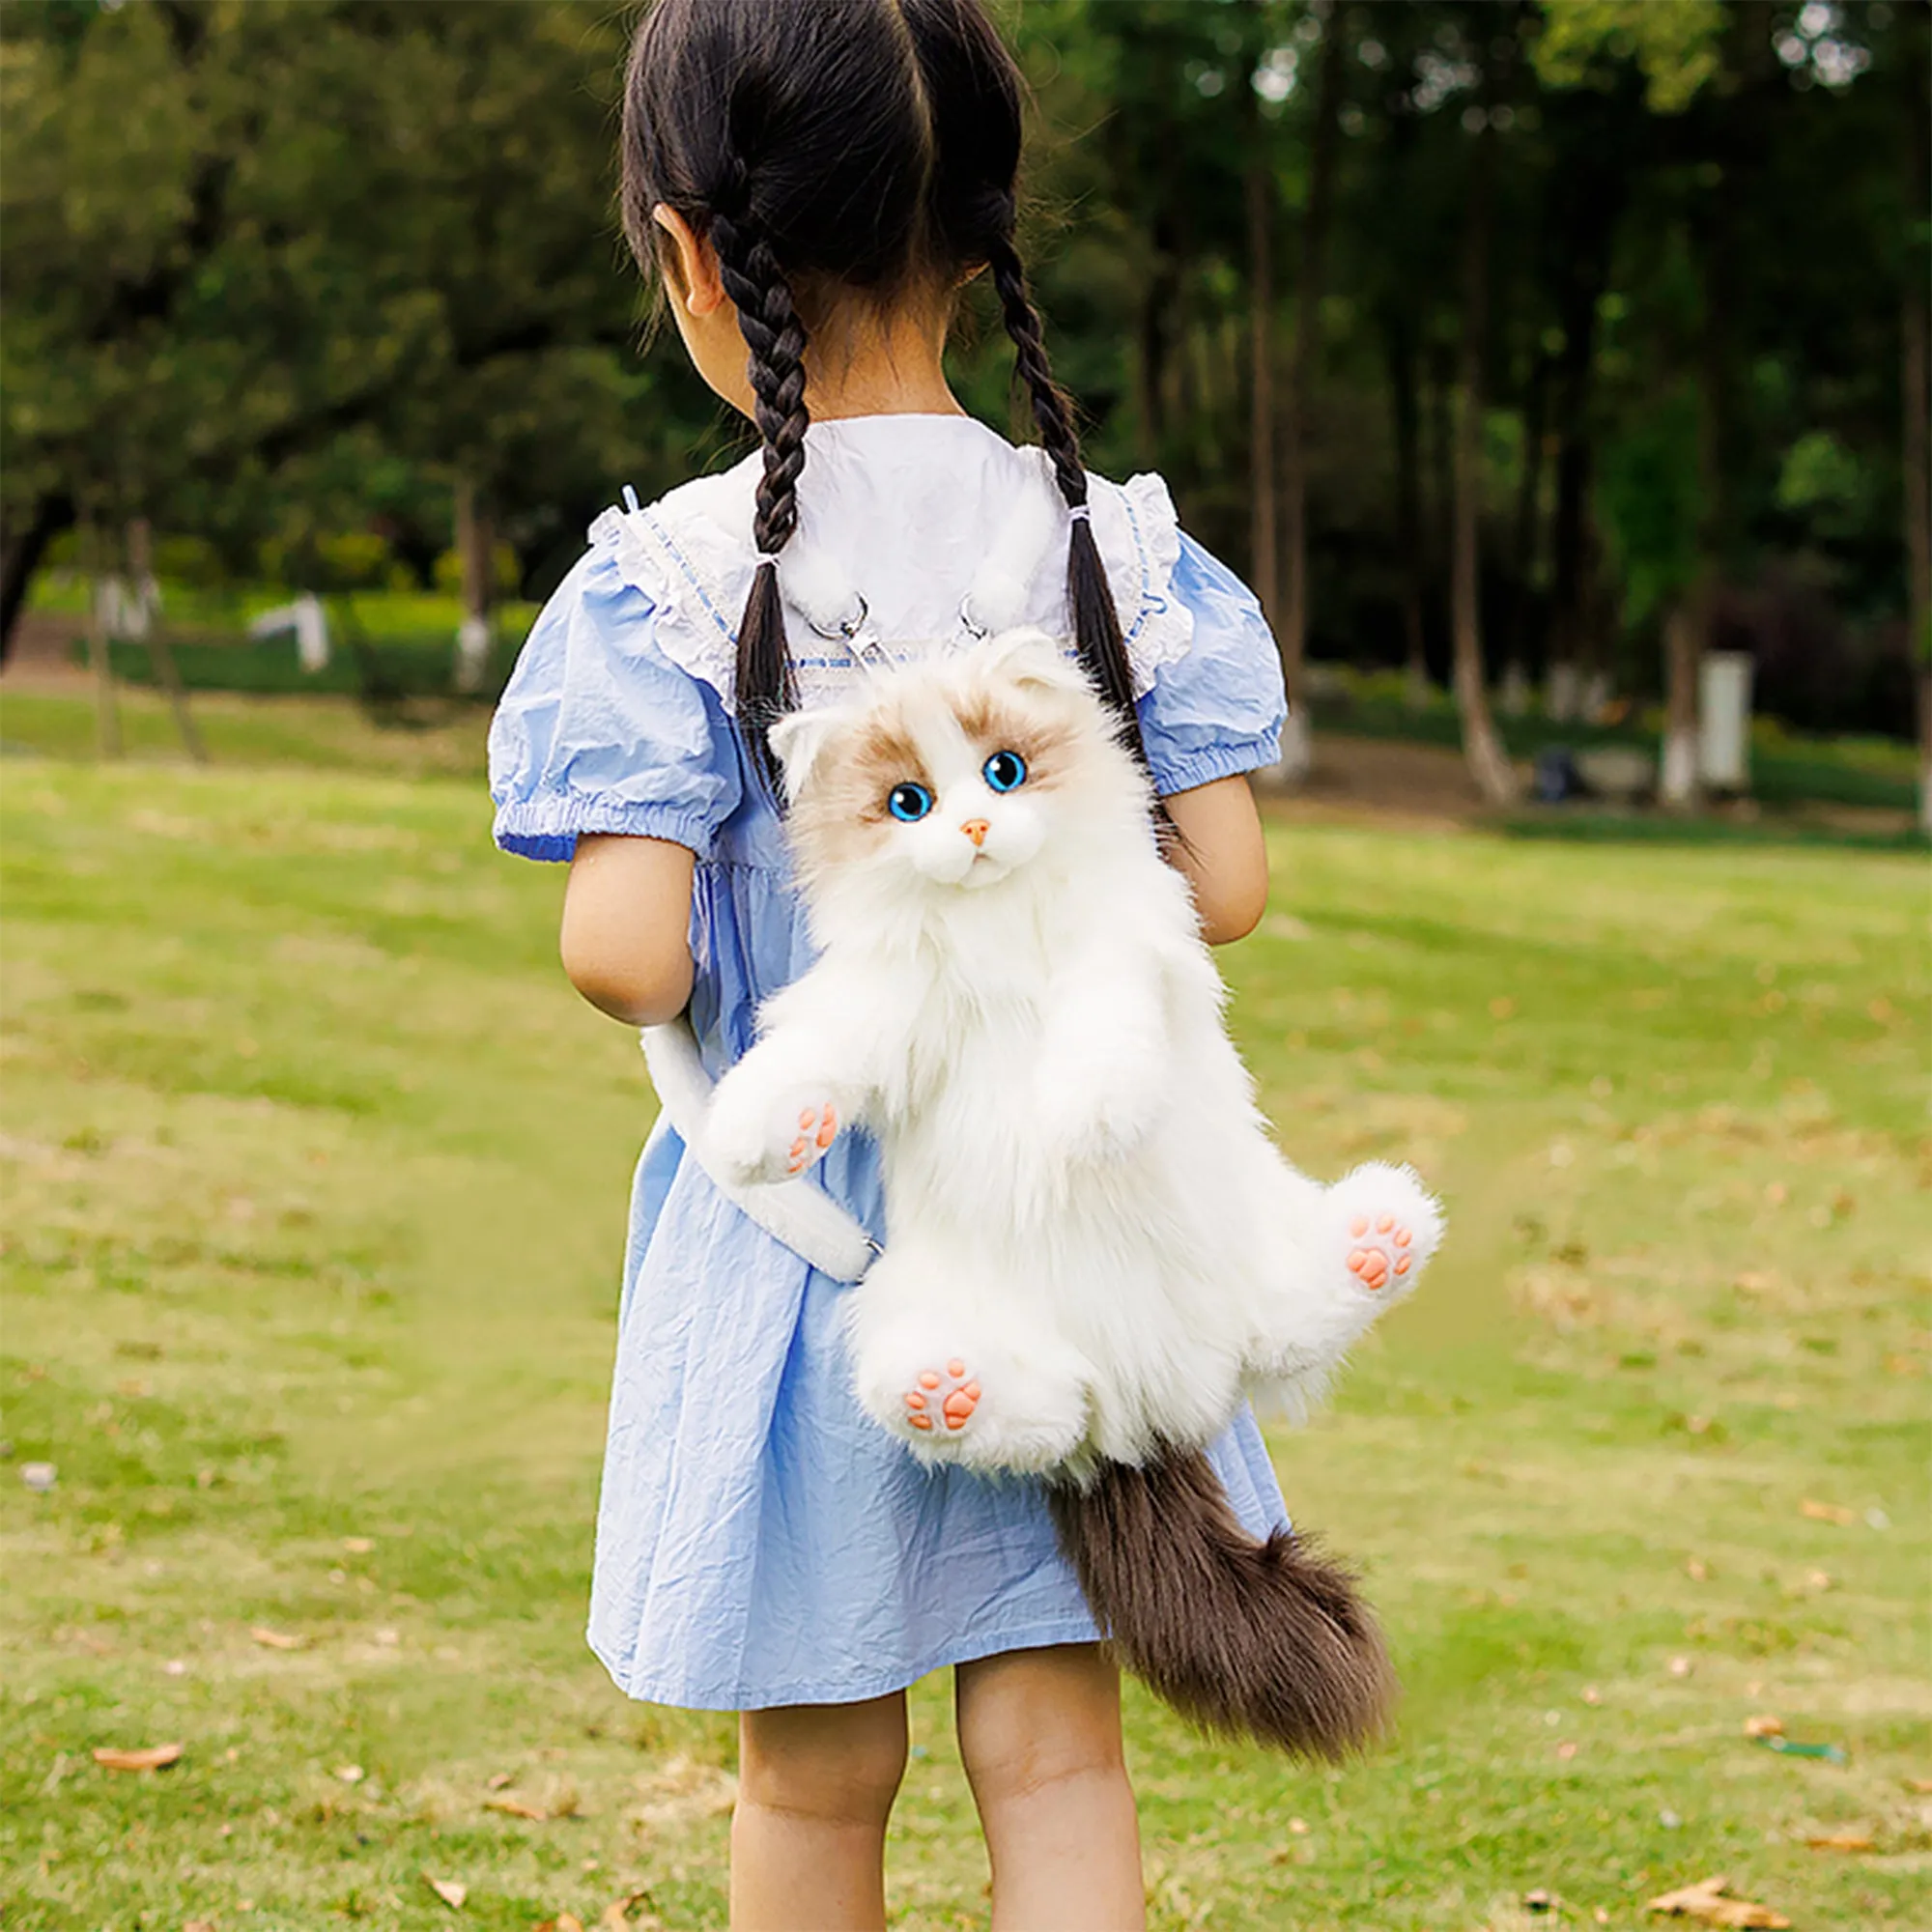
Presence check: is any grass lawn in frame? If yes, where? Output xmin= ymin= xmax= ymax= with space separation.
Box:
xmin=2 ymin=705 xmax=1926 ymax=1930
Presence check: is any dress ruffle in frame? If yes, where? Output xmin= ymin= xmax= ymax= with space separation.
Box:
xmin=590 ymin=423 xmax=1195 ymax=708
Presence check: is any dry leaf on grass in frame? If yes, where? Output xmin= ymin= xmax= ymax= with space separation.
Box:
xmin=92 ymin=1743 xmax=183 ymax=1772
xmin=600 ymin=1892 xmax=665 ymax=1930
xmin=334 ymin=1764 xmax=365 ymax=1784
xmin=1799 ymin=1499 xmax=1855 ymax=1524
xmin=343 ymin=1536 xmax=374 ymax=1553
xmin=248 ymin=1626 xmax=304 ymax=1651
xmin=485 ymin=1771 xmax=514 ymax=1790
xmin=535 ymin=1917 xmax=584 ymax=1932
xmin=1906 ymin=1776 xmax=1932 ymax=1795
xmin=425 ymin=1875 xmax=468 ymax=1909
xmin=1804 ymin=1833 xmax=1874 ymax=1852
xmin=1647 ymin=1875 xmax=1790 ymax=1928
xmin=483 ymin=1795 xmax=549 ymax=1820
xmin=1743 ymin=1715 xmax=1783 ymax=1738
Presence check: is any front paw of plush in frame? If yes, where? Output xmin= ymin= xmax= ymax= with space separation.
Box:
xmin=705 ymin=1066 xmax=841 ymax=1188
xmin=1323 ymin=1161 xmax=1443 ymax=1308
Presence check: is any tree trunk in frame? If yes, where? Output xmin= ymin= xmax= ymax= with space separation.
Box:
xmin=1 ymin=492 xmax=74 ymax=664
xmin=1506 ymin=349 xmax=1549 ymax=694
xmin=1450 ymin=84 xmax=1519 ymax=807
xmin=128 ymin=517 xmax=207 ymax=763
xmin=1660 ymin=600 xmax=1701 ymax=808
xmin=1274 ymin=3 xmax=1346 ymax=782
xmin=1903 ymin=0 xmax=1932 ymax=832
xmin=454 ymin=475 xmax=494 ymax=695
xmin=1245 ymin=118 xmax=1280 ymax=635
xmin=1386 ymin=308 xmax=1431 ymax=709
xmin=81 ymin=523 xmax=122 ymax=761
xmin=1426 ymin=334 xmax=1456 ymax=658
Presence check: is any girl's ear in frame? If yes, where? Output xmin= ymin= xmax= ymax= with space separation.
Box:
xmin=766 ymin=706 xmax=842 ymax=801
xmin=651 ymin=205 xmax=727 ymax=317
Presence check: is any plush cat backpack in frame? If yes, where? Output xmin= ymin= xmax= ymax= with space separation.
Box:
xmin=644 ymin=589 xmax=1444 ymax=1758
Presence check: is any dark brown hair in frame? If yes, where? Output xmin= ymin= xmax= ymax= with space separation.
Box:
xmin=621 ymin=0 xmax=1140 ymax=795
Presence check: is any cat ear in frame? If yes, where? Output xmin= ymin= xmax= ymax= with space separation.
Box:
xmin=767 ymin=704 xmax=842 ymax=800
xmin=974 ymin=627 xmax=1094 ymax=697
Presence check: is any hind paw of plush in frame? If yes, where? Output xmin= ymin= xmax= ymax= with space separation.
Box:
xmin=854 ymin=1327 xmax=1092 ymax=1474
xmin=1322 ymin=1162 xmax=1442 ymax=1306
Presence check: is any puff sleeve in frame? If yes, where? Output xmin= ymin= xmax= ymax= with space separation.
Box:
xmin=1133 ymin=534 xmax=1288 ymax=796
xmin=488 ymin=540 xmax=741 ymax=863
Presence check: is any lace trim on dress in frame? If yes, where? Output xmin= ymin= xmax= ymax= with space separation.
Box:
xmin=588 ymin=458 xmax=1196 ymax=709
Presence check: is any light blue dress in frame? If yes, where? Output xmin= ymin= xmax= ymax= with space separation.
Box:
xmin=490 ymin=417 xmax=1293 ymax=1711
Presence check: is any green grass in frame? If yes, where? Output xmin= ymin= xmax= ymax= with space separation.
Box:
xmin=1 ymin=725 xmax=1927 ymax=1930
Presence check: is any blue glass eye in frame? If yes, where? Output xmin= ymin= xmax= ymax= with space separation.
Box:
xmin=982 ymin=750 xmax=1028 ymax=793
xmin=888 ymin=781 xmax=935 ymax=822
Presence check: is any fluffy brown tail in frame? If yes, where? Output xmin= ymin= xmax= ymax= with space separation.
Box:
xmin=1046 ymin=1446 xmax=1395 ymax=1758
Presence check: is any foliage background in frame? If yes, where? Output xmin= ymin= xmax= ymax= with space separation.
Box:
xmin=2 ymin=0 xmax=1925 ymax=747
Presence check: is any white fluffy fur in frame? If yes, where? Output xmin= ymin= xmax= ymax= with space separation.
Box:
xmin=704 ymin=630 xmax=1443 ymax=1477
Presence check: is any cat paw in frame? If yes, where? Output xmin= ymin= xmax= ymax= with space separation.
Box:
xmin=899 ymin=1358 xmax=982 ymax=1435
xmin=706 ymin=1074 xmax=841 ymax=1187
xmin=1323 ymin=1162 xmax=1443 ymax=1304
xmin=1346 ymin=1213 xmax=1416 ymax=1293
xmin=857 ymin=1333 xmax=1090 ymax=1474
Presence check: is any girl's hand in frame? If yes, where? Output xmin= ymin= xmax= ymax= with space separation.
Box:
xmin=1161 ymin=775 xmax=1269 ymax=944
xmin=560 ymin=833 xmax=697 ymax=1025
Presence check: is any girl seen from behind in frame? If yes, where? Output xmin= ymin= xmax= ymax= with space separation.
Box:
xmin=490 ymin=2 xmax=1293 ymax=1924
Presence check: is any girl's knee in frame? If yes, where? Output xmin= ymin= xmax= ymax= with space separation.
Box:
xmin=955 ymin=1644 xmax=1127 ymax=1805
xmin=738 ymin=1694 xmax=909 ymax=1826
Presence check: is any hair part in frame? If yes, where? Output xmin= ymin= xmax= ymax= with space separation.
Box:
xmin=621 ymin=0 xmax=1148 ymax=794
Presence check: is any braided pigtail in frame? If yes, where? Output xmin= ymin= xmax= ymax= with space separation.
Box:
xmin=986 ymin=235 xmax=1146 ymax=764
xmin=711 ymin=204 xmax=810 ymax=799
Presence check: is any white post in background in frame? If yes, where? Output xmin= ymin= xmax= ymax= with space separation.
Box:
xmin=1546 ymin=660 xmax=1581 ymax=723
xmin=249 ymin=592 xmax=331 ymax=671
xmin=453 ymin=476 xmax=493 ymax=695
xmin=1698 ymin=649 xmax=1753 ymax=794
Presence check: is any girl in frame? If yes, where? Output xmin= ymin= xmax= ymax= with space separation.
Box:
xmin=490 ymin=2 xmax=1290 ymax=1924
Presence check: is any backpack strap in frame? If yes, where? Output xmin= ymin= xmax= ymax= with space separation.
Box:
xmin=640 ymin=1016 xmax=880 ymax=1285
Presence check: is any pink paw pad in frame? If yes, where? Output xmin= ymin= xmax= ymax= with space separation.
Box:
xmin=901 ymin=1358 xmax=981 ymax=1434
xmin=785 ymin=1101 xmax=838 ymax=1175
xmin=1347 ymin=1212 xmax=1415 ymax=1293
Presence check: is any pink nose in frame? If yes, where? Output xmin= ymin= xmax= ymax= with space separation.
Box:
xmin=960 ymin=819 xmax=989 ymax=848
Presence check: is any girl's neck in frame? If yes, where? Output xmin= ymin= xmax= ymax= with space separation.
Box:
xmin=803 ymin=300 xmax=965 ymax=422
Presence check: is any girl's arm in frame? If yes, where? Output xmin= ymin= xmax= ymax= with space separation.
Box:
xmin=1162 ymin=775 xmax=1269 ymax=944
xmin=559 ymin=833 xmax=696 ymax=1026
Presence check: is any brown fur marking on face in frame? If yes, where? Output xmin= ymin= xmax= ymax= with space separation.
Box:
xmin=786 ymin=696 xmax=931 ymax=880
xmin=947 ymin=677 xmax=1088 ymax=796
xmin=785 ymin=660 xmax=1110 ymax=887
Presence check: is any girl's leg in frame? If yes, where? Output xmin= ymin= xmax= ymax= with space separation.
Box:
xmin=730 ymin=1690 xmax=908 ymax=1932
xmin=954 ymin=1643 xmax=1145 ymax=1932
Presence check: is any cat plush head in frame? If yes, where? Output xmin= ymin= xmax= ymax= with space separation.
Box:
xmin=769 ymin=629 xmax=1152 ymax=919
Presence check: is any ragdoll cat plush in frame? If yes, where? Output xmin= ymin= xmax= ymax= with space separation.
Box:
xmin=700 ymin=628 xmax=1444 ymax=1754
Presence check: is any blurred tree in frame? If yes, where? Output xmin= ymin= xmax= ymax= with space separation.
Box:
xmin=2 ymin=0 xmax=1919 ymax=781
xmin=0 ymin=0 xmax=670 ymax=658
xmin=1274 ymin=0 xmax=1348 ymax=781
xmin=1447 ymin=4 xmax=1520 ymax=805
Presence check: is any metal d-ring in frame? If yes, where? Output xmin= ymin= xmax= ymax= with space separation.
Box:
xmin=957 ymin=594 xmax=990 ymax=641
xmin=807 ymin=593 xmax=869 ymax=643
